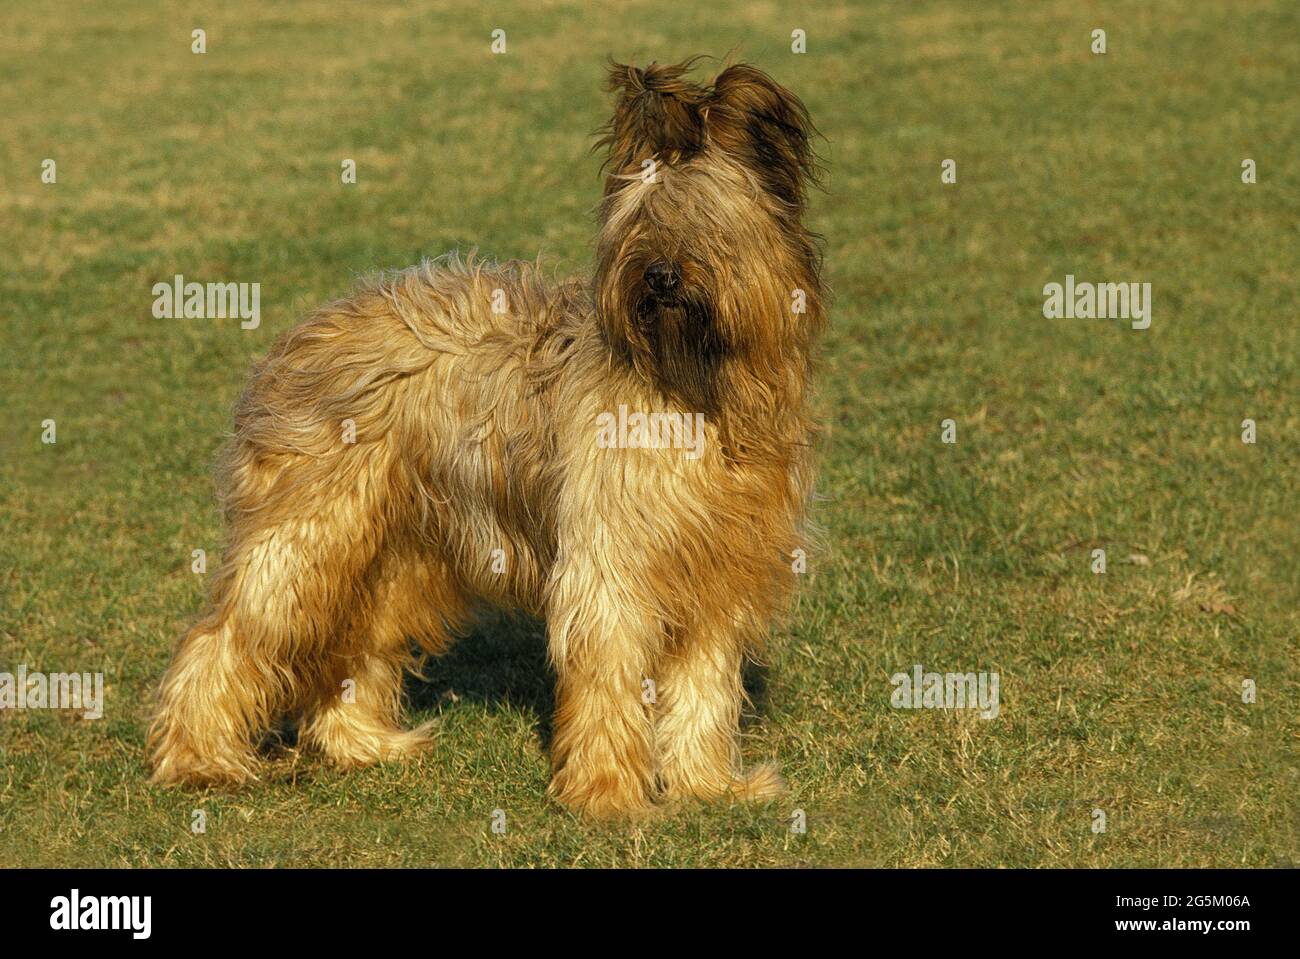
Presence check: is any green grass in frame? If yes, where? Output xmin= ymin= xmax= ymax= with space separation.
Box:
xmin=1 ymin=0 xmax=1297 ymax=867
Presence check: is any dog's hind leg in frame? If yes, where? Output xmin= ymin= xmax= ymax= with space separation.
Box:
xmin=149 ymin=474 xmax=389 ymax=787
xmin=148 ymin=610 xmax=267 ymax=787
xmin=298 ymin=552 xmax=467 ymax=769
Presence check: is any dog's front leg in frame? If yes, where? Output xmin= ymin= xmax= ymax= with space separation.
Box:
xmin=545 ymin=565 xmax=658 ymax=819
xmin=654 ymin=607 xmax=785 ymax=805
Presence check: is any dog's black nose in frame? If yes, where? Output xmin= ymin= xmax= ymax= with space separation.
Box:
xmin=644 ymin=262 xmax=679 ymax=296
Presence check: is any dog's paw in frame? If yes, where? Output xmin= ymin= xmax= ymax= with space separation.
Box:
xmin=310 ymin=718 xmax=436 ymax=769
xmin=549 ymin=767 xmax=656 ymax=821
xmin=150 ymin=745 xmax=260 ymax=789
xmin=728 ymin=762 xmax=787 ymax=802
xmin=659 ymin=761 xmax=788 ymax=806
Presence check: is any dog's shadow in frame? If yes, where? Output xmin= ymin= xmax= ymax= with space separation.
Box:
xmin=405 ymin=610 xmax=558 ymax=750
xmin=403 ymin=611 xmax=773 ymax=753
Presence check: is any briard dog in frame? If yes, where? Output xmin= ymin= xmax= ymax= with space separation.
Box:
xmin=150 ymin=57 xmax=825 ymax=818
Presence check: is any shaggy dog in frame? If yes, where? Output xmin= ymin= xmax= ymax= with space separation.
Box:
xmin=150 ymin=58 xmax=825 ymax=818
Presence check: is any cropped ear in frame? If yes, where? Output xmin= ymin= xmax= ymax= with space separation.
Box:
xmin=596 ymin=59 xmax=710 ymax=190
xmin=706 ymin=64 xmax=818 ymax=209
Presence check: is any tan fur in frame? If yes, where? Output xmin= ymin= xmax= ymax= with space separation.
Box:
xmin=149 ymin=59 xmax=825 ymax=818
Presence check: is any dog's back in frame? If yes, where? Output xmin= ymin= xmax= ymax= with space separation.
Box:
xmin=223 ymin=255 xmax=589 ymax=611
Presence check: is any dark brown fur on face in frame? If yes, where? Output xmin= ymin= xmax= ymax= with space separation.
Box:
xmin=594 ymin=59 xmax=823 ymax=435
xmin=149 ymin=58 xmax=826 ymax=819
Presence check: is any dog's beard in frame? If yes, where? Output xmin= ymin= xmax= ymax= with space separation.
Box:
xmin=633 ymin=292 xmax=725 ymax=414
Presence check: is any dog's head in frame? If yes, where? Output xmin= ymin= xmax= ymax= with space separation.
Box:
xmin=593 ymin=58 xmax=823 ymax=411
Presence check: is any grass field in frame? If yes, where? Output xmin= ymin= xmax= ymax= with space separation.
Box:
xmin=1 ymin=0 xmax=1297 ymax=867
